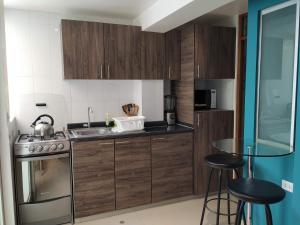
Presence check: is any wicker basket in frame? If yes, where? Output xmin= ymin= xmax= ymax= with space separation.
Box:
xmin=122 ymin=103 xmax=139 ymax=116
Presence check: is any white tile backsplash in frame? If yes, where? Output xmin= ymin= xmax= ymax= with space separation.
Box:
xmin=5 ymin=9 xmax=163 ymax=133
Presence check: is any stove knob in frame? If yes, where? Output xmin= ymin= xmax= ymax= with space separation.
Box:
xmin=29 ymin=146 xmax=35 ymax=153
xmin=58 ymin=144 xmax=64 ymax=150
xmin=50 ymin=144 xmax=57 ymax=151
xmin=44 ymin=145 xmax=50 ymax=152
xmin=37 ymin=146 xmax=43 ymax=152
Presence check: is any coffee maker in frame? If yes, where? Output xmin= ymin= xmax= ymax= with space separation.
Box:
xmin=164 ymin=95 xmax=176 ymax=125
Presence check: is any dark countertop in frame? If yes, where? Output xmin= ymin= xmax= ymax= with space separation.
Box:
xmin=68 ymin=121 xmax=193 ymax=142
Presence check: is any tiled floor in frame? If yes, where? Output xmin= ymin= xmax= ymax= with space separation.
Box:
xmin=78 ymin=196 xmax=238 ymax=225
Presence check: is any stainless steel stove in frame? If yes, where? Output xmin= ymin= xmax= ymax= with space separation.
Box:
xmin=14 ymin=131 xmax=70 ymax=156
xmin=14 ymin=131 xmax=72 ymax=225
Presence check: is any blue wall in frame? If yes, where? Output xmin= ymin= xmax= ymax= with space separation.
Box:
xmin=245 ymin=0 xmax=300 ymax=224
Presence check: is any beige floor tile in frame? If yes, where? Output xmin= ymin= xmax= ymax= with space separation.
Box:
xmin=77 ymin=196 xmax=239 ymax=225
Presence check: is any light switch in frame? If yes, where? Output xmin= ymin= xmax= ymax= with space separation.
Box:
xmin=282 ymin=180 xmax=293 ymax=193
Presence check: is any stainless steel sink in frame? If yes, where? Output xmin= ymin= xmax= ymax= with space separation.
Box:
xmin=71 ymin=128 xmax=114 ymax=138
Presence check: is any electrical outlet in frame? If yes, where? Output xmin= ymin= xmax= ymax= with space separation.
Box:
xmin=282 ymin=180 xmax=293 ymax=193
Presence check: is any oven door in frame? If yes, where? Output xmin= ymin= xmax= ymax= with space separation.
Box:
xmin=15 ymin=153 xmax=71 ymax=204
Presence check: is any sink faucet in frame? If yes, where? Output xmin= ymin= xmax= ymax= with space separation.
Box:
xmin=88 ymin=106 xmax=93 ymax=128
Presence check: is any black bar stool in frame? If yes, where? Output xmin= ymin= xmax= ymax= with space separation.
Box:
xmin=200 ymin=153 xmax=245 ymax=225
xmin=228 ymin=178 xmax=286 ymax=225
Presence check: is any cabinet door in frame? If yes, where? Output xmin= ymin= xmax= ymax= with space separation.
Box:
xmin=62 ymin=20 xmax=104 ymax=79
xmin=165 ymin=30 xmax=181 ymax=80
xmin=115 ymin=137 xmax=151 ymax=209
xmin=195 ymin=26 xmax=236 ymax=79
xmin=104 ymin=24 xmax=141 ymax=79
xmin=72 ymin=140 xmax=115 ymax=218
xmin=141 ymin=32 xmax=165 ymax=79
xmin=194 ymin=110 xmax=234 ymax=195
xmin=151 ymin=132 xmax=193 ymax=202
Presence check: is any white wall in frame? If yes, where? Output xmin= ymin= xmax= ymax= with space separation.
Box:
xmin=0 ymin=1 xmax=16 ymax=224
xmin=141 ymin=81 xmax=164 ymax=121
xmin=5 ymin=9 xmax=163 ymax=134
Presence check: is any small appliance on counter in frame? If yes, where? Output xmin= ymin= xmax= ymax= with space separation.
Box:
xmin=194 ymin=89 xmax=217 ymax=110
xmin=112 ymin=116 xmax=146 ymax=133
xmin=164 ymin=95 xmax=176 ymax=125
xmin=14 ymin=115 xmax=72 ymax=225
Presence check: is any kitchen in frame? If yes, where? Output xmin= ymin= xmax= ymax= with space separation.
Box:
xmin=4 ymin=2 xmax=238 ymax=223
xmin=1 ymin=0 xmax=299 ymax=225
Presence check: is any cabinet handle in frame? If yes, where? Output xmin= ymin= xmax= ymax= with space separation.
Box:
xmin=100 ymin=65 xmax=103 ymax=79
xmin=107 ymin=65 xmax=110 ymax=79
xmin=116 ymin=141 xmax=130 ymax=144
xmin=152 ymin=137 xmax=166 ymax=141
xmin=197 ymin=65 xmax=200 ymax=78
xmin=197 ymin=114 xmax=200 ymax=127
xmin=98 ymin=142 xmax=113 ymax=146
xmin=168 ymin=66 xmax=171 ymax=79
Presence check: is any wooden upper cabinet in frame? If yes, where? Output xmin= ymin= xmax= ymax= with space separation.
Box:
xmin=104 ymin=24 xmax=141 ymax=79
xmin=165 ymin=30 xmax=181 ymax=80
xmin=62 ymin=20 xmax=104 ymax=79
xmin=195 ymin=26 xmax=236 ymax=79
xmin=115 ymin=137 xmax=151 ymax=209
xmin=141 ymin=32 xmax=165 ymax=79
xmin=72 ymin=140 xmax=115 ymax=218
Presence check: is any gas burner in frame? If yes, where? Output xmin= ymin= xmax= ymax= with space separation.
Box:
xmin=14 ymin=131 xmax=70 ymax=156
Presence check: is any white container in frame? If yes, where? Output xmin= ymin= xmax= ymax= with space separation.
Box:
xmin=112 ymin=116 xmax=146 ymax=132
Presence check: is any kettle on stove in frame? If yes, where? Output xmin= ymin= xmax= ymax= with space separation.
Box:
xmin=31 ymin=114 xmax=55 ymax=138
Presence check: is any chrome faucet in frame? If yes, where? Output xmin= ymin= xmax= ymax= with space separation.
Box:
xmin=87 ymin=107 xmax=93 ymax=128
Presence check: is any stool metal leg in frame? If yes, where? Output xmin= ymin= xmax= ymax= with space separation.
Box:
xmin=216 ymin=170 xmax=223 ymax=225
xmin=235 ymin=201 xmax=245 ymax=225
xmin=234 ymin=168 xmax=240 ymax=178
xmin=242 ymin=209 xmax=247 ymax=225
xmin=265 ymin=204 xmax=273 ymax=225
xmin=234 ymin=168 xmax=247 ymax=225
xmin=226 ymin=171 xmax=231 ymax=225
xmin=200 ymin=168 xmax=214 ymax=225
xmin=235 ymin=200 xmax=241 ymax=225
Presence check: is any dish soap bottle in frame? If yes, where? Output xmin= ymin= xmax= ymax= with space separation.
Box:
xmin=105 ymin=113 xmax=110 ymax=127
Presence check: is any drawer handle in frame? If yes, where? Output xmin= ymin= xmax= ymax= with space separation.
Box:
xmin=100 ymin=65 xmax=103 ymax=79
xmin=116 ymin=141 xmax=130 ymax=144
xmin=152 ymin=137 xmax=166 ymax=141
xmin=197 ymin=65 xmax=200 ymax=78
xmin=98 ymin=142 xmax=113 ymax=146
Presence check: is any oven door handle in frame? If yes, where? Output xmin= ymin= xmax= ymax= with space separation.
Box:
xmin=16 ymin=153 xmax=69 ymax=162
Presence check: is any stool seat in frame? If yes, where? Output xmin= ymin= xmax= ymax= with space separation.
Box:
xmin=228 ymin=178 xmax=285 ymax=204
xmin=205 ymin=154 xmax=245 ymax=169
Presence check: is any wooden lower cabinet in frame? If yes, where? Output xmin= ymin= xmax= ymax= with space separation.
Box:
xmin=115 ymin=137 xmax=151 ymax=209
xmin=72 ymin=132 xmax=194 ymax=216
xmin=194 ymin=110 xmax=234 ymax=195
xmin=72 ymin=140 xmax=115 ymax=218
xmin=151 ymin=133 xmax=193 ymax=202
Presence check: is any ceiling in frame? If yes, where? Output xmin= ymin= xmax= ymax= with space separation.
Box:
xmin=192 ymin=0 xmax=248 ymax=25
xmin=210 ymin=0 xmax=247 ymax=16
xmin=3 ymin=0 xmax=159 ymax=19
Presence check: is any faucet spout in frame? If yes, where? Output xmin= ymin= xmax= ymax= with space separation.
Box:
xmin=88 ymin=107 xmax=93 ymax=128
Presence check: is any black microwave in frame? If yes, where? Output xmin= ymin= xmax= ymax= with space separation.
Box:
xmin=194 ymin=89 xmax=217 ymax=110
